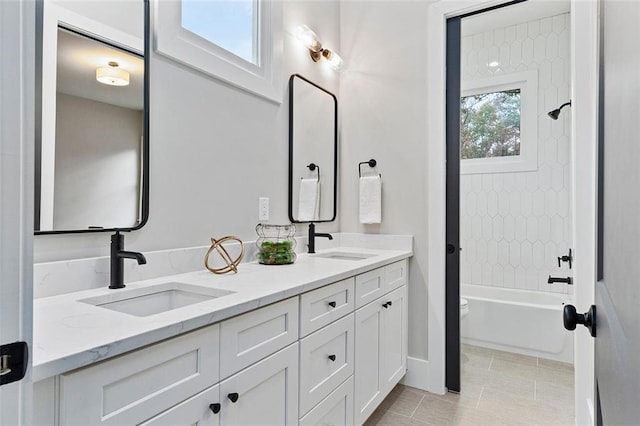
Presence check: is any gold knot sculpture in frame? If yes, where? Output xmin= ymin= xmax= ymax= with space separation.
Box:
xmin=204 ymin=236 xmax=245 ymax=274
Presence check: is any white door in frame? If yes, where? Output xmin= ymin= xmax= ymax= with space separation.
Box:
xmin=594 ymin=0 xmax=640 ymax=422
xmin=0 ymin=0 xmax=35 ymax=424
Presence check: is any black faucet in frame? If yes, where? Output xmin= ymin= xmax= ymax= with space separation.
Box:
xmin=308 ymin=222 xmax=333 ymax=254
xmin=110 ymin=231 xmax=146 ymax=289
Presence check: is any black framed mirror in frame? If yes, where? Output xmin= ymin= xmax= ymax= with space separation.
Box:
xmin=35 ymin=0 xmax=149 ymax=234
xmin=288 ymin=74 xmax=337 ymax=223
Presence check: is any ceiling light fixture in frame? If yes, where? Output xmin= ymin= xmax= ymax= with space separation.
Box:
xmin=295 ymin=24 xmax=343 ymax=71
xmin=96 ymin=61 xmax=130 ymax=86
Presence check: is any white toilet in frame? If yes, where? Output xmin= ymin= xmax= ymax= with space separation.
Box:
xmin=460 ymin=297 xmax=469 ymax=319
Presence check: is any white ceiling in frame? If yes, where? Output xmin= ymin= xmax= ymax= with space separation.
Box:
xmin=56 ymin=28 xmax=144 ymax=110
xmin=462 ymin=0 xmax=571 ymax=36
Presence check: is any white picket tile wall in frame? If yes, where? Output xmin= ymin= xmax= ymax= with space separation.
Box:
xmin=460 ymin=13 xmax=572 ymax=294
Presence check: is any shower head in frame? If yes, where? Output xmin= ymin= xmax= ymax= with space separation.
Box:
xmin=548 ymin=101 xmax=572 ymax=120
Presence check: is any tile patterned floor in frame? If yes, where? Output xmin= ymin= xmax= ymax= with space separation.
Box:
xmin=365 ymin=344 xmax=575 ymax=426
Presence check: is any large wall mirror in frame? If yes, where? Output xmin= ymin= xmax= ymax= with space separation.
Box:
xmin=288 ymin=74 xmax=337 ymax=223
xmin=35 ymin=0 xmax=149 ymax=234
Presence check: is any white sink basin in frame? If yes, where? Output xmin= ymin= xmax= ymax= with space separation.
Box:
xmin=80 ymin=282 xmax=235 ymax=317
xmin=314 ymin=252 xmax=375 ymax=261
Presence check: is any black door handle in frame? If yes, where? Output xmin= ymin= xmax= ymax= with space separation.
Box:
xmin=563 ymin=304 xmax=596 ymax=337
xmin=209 ymin=403 xmax=221 ymax=414
xmin=227 ymin=392 xmax=239 ymax=403
xmin=327 ymin=301 xmax=337 ymax=308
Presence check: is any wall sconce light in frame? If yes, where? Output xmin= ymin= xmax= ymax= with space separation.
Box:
xmin=295 ymin=24 xmax=343 ymax=71
xmin=96 ymin=61 xmax=130 ymax=86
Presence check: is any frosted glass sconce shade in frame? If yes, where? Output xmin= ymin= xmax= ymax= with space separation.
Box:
xmin=296 ymin=24 xmax=343 ymax=71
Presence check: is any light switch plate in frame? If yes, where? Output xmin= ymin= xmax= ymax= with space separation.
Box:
xmin=259 ymin=197 xmax=269 ymax=221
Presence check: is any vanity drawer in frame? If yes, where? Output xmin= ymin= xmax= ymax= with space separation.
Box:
xmin=220 ymin=296 xmax=299 ymax=379
xmin=59 ymin=324 xmax=219 ymax=426
xmin=300 ymin=277 xmax=355 ymax=337
xmin=299 ymin=376 xmax=354 ymax=426
xmin=299 ymin=313 xmax=354 ymax=416
xmin=355 ymin=268 xmax=385 ymax=308
xmin=385 ymin=259 xmax=408 ymax=293
xmin=139 ymin=384 xmax=220 ymax=426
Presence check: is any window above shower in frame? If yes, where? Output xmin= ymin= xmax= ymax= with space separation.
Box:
xmin=460 ymin=71 xmax=538 ymax=174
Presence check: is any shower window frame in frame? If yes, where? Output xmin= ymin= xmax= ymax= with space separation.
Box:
xmin=461 ymin=70 xmax=538 ymax=174
xmin=153 ymin=0 xmax=283 ymax=103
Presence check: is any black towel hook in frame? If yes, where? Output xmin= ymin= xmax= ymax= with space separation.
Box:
xmin=305 ymin=163 xmax=320 ymax=181
xmin=359 ymin=159 xmax=380 ymax=177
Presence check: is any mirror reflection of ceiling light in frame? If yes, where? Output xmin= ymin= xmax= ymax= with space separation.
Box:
xmin=96 ymin=61 xmax=130 ymax=86
xmin=295 ymin=24 xmax=344 ymax=71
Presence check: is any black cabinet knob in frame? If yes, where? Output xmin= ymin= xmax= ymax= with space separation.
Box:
xmin=327 ymin=301 xmax=337 ymax=308
xmin=227 ymin=392 xmax=239 ymax=403
xmin=387 ymin=301 xmax=393 ymax=307
xmin=209 ymin=403 xmax=221 ymax=414
xmin=328 ymin=354 xmax=336 ymax=362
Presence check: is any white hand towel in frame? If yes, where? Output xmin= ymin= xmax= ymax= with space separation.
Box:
xmin=359 ymin=175 xmax=382 ymax=224
xmin=298 ymin=178 xmax=320 ymax=221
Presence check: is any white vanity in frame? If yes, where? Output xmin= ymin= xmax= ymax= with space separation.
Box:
xmin=33 ymin=237 xmax=412 ymax=425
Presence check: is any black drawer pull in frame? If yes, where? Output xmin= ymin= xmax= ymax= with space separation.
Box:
xmin=328 ymin=354 xmax=336 ymax=362
xmin=209 ymin=403 xmax=221 ymax=414
xmin=382 ymin=302 xmax=389 ymax=309
xmin=327 ymin=301 xmax=337 ymax=308
xmin=228 ymin=392 xmax=239 ymax=403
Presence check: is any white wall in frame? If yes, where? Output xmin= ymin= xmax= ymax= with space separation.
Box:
xmin=340 ymin=1 xmax=430 ymax=363
xmin=34 ymin=0 xmax=341 ymax=262
xmin=53 ymin=93 xmax=142 ymax=230
xmin=460 ymin=13 xmax=573 ymax=294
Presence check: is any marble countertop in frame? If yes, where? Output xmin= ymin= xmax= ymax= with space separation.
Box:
xmin=33 ymin=245 xmax=412 ymax=382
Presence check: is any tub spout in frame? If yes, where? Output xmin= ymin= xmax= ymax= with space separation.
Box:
xmin=548 ymin=275 xmax=573 ymax=285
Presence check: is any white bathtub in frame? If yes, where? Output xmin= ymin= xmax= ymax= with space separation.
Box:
xmin=460 ymin=284 xmax=574 ymax=363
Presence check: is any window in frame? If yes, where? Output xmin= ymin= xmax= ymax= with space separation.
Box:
xmin=461 ymin=89 xmax=521 ymax=159
xmin=154 ymin=0 xmax=282 ymax=103
xmin=460 ymin=71 xmax=538 ymax=174
xmin=181 ymin=0 xmax=258 ymax=64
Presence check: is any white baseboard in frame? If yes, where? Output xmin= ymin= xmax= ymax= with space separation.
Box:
xmin=401 ymin=356 xmax=445 ymax=395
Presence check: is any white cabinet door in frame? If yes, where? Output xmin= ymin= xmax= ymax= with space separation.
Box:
xmin=355 ymin=285 xmax=408 ymax=425
xmin=354 ymin=299 xmax=384 ymax=425
xmin=219 ymin=343 xmax=298 ymax=426
xmin=380 ymin=286 xmax=407 ymax=394
xmin=140 ymin=384 xmax=220 ymax=426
